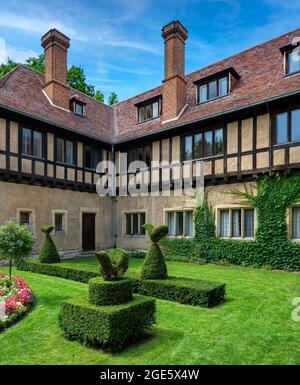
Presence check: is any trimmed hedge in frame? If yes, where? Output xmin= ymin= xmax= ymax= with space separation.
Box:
xmin=16 ymin=258 xmax=98 ymax=283
xmin=59 ymin=295 xmax=156 ymax=351
xmin=39 ymin=226 xmax=60 ymax=263
xmin=88 ymin=277 xmax=132 ymax=305
xmin=17 ymin=258 xmax=225 ymax=307
xmin=130 ymin=275 xmax=225 ymax=307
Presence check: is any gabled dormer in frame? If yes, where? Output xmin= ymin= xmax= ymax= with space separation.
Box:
xmin=70 ymin=95 xmax=86 ymax=117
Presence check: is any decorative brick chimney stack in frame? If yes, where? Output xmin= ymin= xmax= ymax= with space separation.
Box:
xmin=41 ymin=29 xmax=70 ymax=110
xmin=161 ymin=20 xmax=188 ymax=122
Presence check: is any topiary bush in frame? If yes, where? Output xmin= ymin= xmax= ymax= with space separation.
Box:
xmin=140 ymin=224 xmax=168 ymax=280
xmin=88 ymin=277 xmax=133 ymax=306
xmin=59 ymin=295 xmax=156 ymax=352
xmin=39 ymin=226 xmax=60 ymax=263
xmin=95 ymin=248 xmax=128 ymax=281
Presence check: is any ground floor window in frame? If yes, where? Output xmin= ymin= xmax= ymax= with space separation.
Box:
xmin=166 ymin=210 xmax=193 ymax=237
xmin=218 ymin=208 xmax=254 ymax=238
xmin=19 ymin=212 xmax=30 ymax=227
xmin=55 ymin=213 xmax=64 ymax=232
xmin=125 ymin=212 xmax=146 ymax=236
xmin=292 ymin=207 xmax=300 ymax=239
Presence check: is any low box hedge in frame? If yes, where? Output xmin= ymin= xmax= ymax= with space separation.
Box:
xmin=88 ymin=277 xmax=133 ymax=306
xmin=16 ymin=258 xmax=98 ymax=283
xmin=59 ymin=295 xmax=156 ymax=351
xmin=17 ymin=258 xmax=226 ymax=307
xmin=130 ymin=275 xmax=225 ymax=307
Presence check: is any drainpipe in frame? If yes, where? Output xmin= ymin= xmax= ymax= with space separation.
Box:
xmin=111 ymin=143 xmax=117 ymax=248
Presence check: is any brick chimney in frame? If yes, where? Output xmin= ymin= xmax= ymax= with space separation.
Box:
xmin=41 ymin=29 xmax=70 ymax=110
xmin=161 ymin=21 xmax=188 ymax=122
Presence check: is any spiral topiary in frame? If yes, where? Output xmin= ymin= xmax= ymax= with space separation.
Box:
xmin=39 ymin=225 xmax=60 ymax=263
xmin=140 ymin=223 xmax=168 ymax=280
xmin=95 ymin=248 xmax=129 ymax=281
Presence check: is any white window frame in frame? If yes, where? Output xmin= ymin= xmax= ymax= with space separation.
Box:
xmin=123 ymin=210 xmax=147 ymax=237
xmin=164 ymin=208 xmax=194 ymax=238
xmin=52 ymin=210 xmax=68 ymax=234
xmin=216 ymin=205 xmax=256 ymax=240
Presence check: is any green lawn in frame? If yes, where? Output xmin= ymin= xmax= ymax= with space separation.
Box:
xmin=0 ymin=258 xmax=300 ymax=364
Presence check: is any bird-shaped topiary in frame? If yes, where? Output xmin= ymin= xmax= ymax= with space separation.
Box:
xmin=140 ymin=223 xmax=168 ymax=280
xmin=39 ymin=225 xmax=60 ymax=263
xmin=95 ymin=248 xmax=129 ymax=281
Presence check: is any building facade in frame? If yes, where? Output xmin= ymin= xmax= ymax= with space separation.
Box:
xmin=0 ymin=21 xmax=300 ymax=255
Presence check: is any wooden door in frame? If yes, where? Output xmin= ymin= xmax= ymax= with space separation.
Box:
xmin=82 ymin=213 xmax=96 ymax=251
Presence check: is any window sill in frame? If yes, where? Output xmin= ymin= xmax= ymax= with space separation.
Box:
xmin=137 ymin=116 xmax=160 ymax=125
xmin=56 ymin=161 xmax=75 ymax=167
xmin=124 ymin=235 xmax=146 ymax=238
xmin=284 ymin=70 xmax=300 ymax=78
xmin=22 ymin=153 xmax=44 ymax=161
xmin=218 ymin=236 xmax=254 ymax=241
xmin=167 ymin=235 xmax=193 ymax=239
xmin=197 ymin=94 xmax=230 ymax=105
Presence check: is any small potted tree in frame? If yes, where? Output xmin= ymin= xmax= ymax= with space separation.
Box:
xmin=0 ymin=221 xmax=34 ymax=285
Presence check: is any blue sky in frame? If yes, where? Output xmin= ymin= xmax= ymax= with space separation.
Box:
xmin=0 ymin=0 xmax=299 ymax=101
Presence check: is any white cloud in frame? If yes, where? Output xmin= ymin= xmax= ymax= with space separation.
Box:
xmin=0 ymin=37 xmax=38 ymax=64
xmin=0 ymin=11 xmax=89 ymax=41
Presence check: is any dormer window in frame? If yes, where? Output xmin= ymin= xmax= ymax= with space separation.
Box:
xmin=136 ymin=97 xmax=161 ymax=123
xmin=70 ymin=96 xmax=86 ymax=117
xmin=194 ymin=67 xmax=240 ymax=104
xmin=280 ymin=42 xmax=300 ymax=75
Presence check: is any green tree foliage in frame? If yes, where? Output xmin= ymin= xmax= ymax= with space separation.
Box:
xmin=0 ymin=58 xmax=18 ymax=77
xmin=39 ymin=225 xmax=60 ymax=264
xmin=107 ymin=92 xmax=118 ymax=105
xmin=0 ymin=221 xmax=34 ymax=282
xmin=141 ymin=224 xmax=168 ymax=279
xmin=95 ymin=248 xmax=129 ymax=281
xmin=0 ymin=54 xmax=117 ymax=104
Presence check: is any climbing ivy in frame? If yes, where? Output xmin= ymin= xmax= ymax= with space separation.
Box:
xmin=161 ymin=173 xmax=300 ymax=271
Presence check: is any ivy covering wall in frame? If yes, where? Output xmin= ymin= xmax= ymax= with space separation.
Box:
xmin=160 ymin=173 xmax=300 ymax=271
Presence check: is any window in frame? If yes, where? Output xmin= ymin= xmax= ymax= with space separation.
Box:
xmin=125 ymin=212 xmax=146 ymax=236
xmin=275 ymin=108 xmax=300 ymax=145
xmin=292 ymin=207 xmax=300 ymax=239
xmin=84 ymin=146 xmax=100 ymax=170
xmin=74 ymin=102 xmax=84 ymax=117
xmin=286 ymin=48 xmax=300 ymax=75
xmin=219 ymin=208 xmax=255 ymax=239
xmin=22 ymin=128 xmax=43 ymax=158
xmin=137 ymin=99 xmax=160 ymax=123
xmin=127 ymin=144 xmax=151 ymax=167
xmin=20 ymin=212 xmax=30 ymax=226
xmin=183 ymin=128 xmax=223 ymax=160
xmin=55 ymin=213 xmax=64 ymax=232
xmin=198 ymin=76 xmax=228 ymax=103
xmin=166 ymin=210 xmax=193 ymax=237
xmin=56 ymin=138 xmax=74 ymax=165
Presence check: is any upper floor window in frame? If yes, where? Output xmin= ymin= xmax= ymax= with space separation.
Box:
xmin=183 ymin=128 xmax=223 ymax=160
xmin=127 ymin=144 xmax=151 ymax=167
xmin=56 ymin=137 xmax=74 ymax=165
xmin=166 ymin=210 xmax=193 ymax=237
xmin=275 ymin=108 xmax=300 ymax=145
xmin=84 ymin=146 xmax=100 ymax=170
xmin=219 ymin=208 xmax=254 ymax=239
xmin=74 ymin=102 xmax=84 ymax=117
xmin=286 ymin=48 xmax=300 ymax=75
xmin=70 ymin=97 xmax=86 ymax=117
xmin=198 ymin=76 xmax=228 ymax=103
xmin=22 ymin=128 xmax=43 ymax=158
xmin=137 ymin=98 xmax=160 ymax=123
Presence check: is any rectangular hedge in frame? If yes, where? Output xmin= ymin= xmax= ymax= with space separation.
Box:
xmin=130 ymin=275 xmax=225 ymax=307
xmin=59 ymin=295 xmax=156 ymax=351
xmin=16 ymin=258 xmax=98 ymax=283
xmin=17 ymin=259 xmax=226 ymax=307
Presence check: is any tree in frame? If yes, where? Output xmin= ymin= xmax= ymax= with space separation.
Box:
xmin=39 ymin=225 xmax=60 ymax=263
xmin=0 ymin=221 xmax=34 ymax=284
xmin=67 ymin=65 xmax=95 ymax=97
xmin=107 ymin=92 xmax=118 ymax=105
xmin=25 ymin=53 xmax=45 ymax=73
xmin=95 ymin=90 xmax=105 ymax=103
xmin=0 ymin=58 xmax=18 ymax=78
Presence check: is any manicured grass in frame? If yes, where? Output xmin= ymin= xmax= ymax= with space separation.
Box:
xmin=1 ymin=258 xmax=300 ymax=364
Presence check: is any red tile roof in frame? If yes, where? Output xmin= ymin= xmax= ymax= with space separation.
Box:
xmin=0 ymin=65 xmax=114 ymax=142
xmin=1 ymin=28 xmax=300 ymax=143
